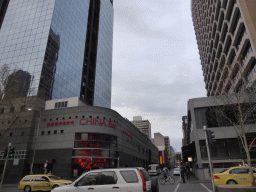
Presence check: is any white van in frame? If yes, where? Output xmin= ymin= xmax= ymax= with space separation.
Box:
xmin=148 ymin=164 xmax=161 ymax=176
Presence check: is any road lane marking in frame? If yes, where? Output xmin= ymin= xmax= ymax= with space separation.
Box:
xmin=174 ymin=183 xmax=180 ymax=192
xmin=200 ymin=183 xmax=212 ymax=192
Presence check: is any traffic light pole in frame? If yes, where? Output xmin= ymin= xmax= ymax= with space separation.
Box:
xmin=0 ymin=143 xmax=11 ymax=189
xmin=203 ymin=126 xmax=215 ymax=192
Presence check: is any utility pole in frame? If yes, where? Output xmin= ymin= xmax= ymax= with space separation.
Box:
xmin=203 ymin=126 xmax=215 ymax=192
xmin=0 ymin=143 xmax=11 ymax=188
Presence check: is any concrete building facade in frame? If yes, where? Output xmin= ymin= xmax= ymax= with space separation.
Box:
xmin=0 ymin=97 xmax=158 ymax=183
xmin=131 ymin=116 xmax=151 ymax=139
xmin=152 ymin=132 xmax=171 ymax=168
xmin=183 ymin=95 xmax=256 ymax=180
xmin=191 ymin=0 xmax=256 ymax=96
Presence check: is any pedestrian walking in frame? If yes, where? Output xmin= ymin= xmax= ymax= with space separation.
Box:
xmin=180 ymin=166 xmax=186 ymax=183
xmin=186 ymin=166 xmax=190 ymax=180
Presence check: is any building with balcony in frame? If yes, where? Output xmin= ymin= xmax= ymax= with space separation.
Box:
xmin=191 ymin=0 xmax=256 ymax=96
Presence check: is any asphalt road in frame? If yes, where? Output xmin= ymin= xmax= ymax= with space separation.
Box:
xmin=1 ymin=170 xmax=213 ymax=192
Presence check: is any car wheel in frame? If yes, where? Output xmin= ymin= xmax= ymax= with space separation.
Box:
xmin=24 ymin=185 xmax=31 ymax=192
xmin=52 ymin=184 xmax=59 ymax=189
xmin=151 ymin=177 xmax=159 ymax=192
xmin=227 ymin=180 xmax=237 ymax=184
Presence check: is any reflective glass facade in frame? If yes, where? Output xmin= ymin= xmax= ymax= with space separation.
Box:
xmin=0 ymin=0 xmax=113 ymax=108
xmin=93 ymin=0 xmax=113 ymax=108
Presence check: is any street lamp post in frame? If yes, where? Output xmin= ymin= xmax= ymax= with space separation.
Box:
xmin=28 ymin=108 xmax=40 ymax=174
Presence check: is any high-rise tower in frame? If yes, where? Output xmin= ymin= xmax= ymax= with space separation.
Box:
xmin=0 ymin=0 xmax=113 ymax=108
xmin=191 ymin=0 xmax=256 ymax=96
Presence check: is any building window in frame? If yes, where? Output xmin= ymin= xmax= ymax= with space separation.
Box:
xmin=41 ymin=131 xmax=44 ymax=135
xmin=54 ymin=130 xmax=57 ymax=134
xmin=9 ymin=133 xmax=13 ymax=136
xmin=21 ymin=132 xmax=24 ymax=136
xmin=60 ymin=130 xmax=64 ymax=133
xmin=0 ymin=108 xmax=4 ymax=113
xmin=48 ymin=131 xmax=51 ymax=135
xmin=69 ymin=117 xmax=71 ymax=119
xmin=56 ymin=118 xmax=58 ymax=120
xmin=62 ymin=117 xmax=65 ymax=120
xmin=54 ymin=101 xmax=68 ymax=109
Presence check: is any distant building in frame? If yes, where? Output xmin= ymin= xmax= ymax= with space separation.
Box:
xmin=152 ymin=132 xmax=171 ymax=168
xmin=131 ymin=116 xmax=151 ymax=139
xmin=182 ymin=116 xmax=188 ymax=146
xmin=170 ymin=146 xmax=175 ymax=166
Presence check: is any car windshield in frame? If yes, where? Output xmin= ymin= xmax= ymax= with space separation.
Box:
xmin=219 ymin=169 xmax=229 ymax=173
xmin=174 ymin=168 xmax=180 ymax=171
xmin=48 ymin=175 xmax=61 ymax=180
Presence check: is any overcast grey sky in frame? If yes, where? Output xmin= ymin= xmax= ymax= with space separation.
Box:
xmin=111 ymin=0 xmax=206 ymax=152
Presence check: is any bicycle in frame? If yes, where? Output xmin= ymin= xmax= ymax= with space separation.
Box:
xmin=159 ymin=173 xmax=175 ymax=184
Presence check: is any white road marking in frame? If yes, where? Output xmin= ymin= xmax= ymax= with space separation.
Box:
xmin=200 ymin=183 xmax=212 ymax=192
xmin=174 ymin=183 xmax=180 ymax=192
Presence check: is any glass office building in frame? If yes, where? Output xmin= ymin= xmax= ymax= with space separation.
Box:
xmin=0 ymin=0 xmax=113 ymax=108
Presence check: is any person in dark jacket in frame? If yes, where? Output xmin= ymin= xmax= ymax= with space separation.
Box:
xmin=185 ymin=165 xmax=190 ymax=180
xmin=180 ymin=166 xmax=186 ymax=183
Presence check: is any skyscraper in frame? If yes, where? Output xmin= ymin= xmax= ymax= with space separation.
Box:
xmin=0 ymin=0 xmax=113 ymax=108
xmin=191 ymin=0 xmax=256 ymax=96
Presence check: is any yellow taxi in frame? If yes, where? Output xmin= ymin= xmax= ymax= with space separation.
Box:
xmin=18 ymin=174 xmax=72 ymax=192
xmin=213 ymin=166 xmax=256 ymax=185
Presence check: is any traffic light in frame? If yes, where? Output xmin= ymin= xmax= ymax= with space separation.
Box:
xmin=51 ymin=159 xmax=56 ymax=163
xmin=9 ymin=147 xmax=15 ymax=158
xmin=206 ymin=130 xmax=215 ymax=145
xmin=180 ymin=160 xmax=183 ymax=164
xmin=3 ymin=147 xmax=8 ymax=159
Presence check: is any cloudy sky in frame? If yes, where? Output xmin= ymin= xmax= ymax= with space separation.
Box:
xmin=111 ymin=0 xmax=206 ymax=152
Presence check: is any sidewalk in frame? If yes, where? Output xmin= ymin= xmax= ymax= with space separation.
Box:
xmin=1 ymin=183 xmax=18 ymax=188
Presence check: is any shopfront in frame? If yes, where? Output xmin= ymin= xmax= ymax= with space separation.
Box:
xmin=72 ymin=133 xmax=118 ymax=177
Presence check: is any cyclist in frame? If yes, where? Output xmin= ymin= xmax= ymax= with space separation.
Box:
xmin=163 ymin=168 xmax=169 ymax=179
